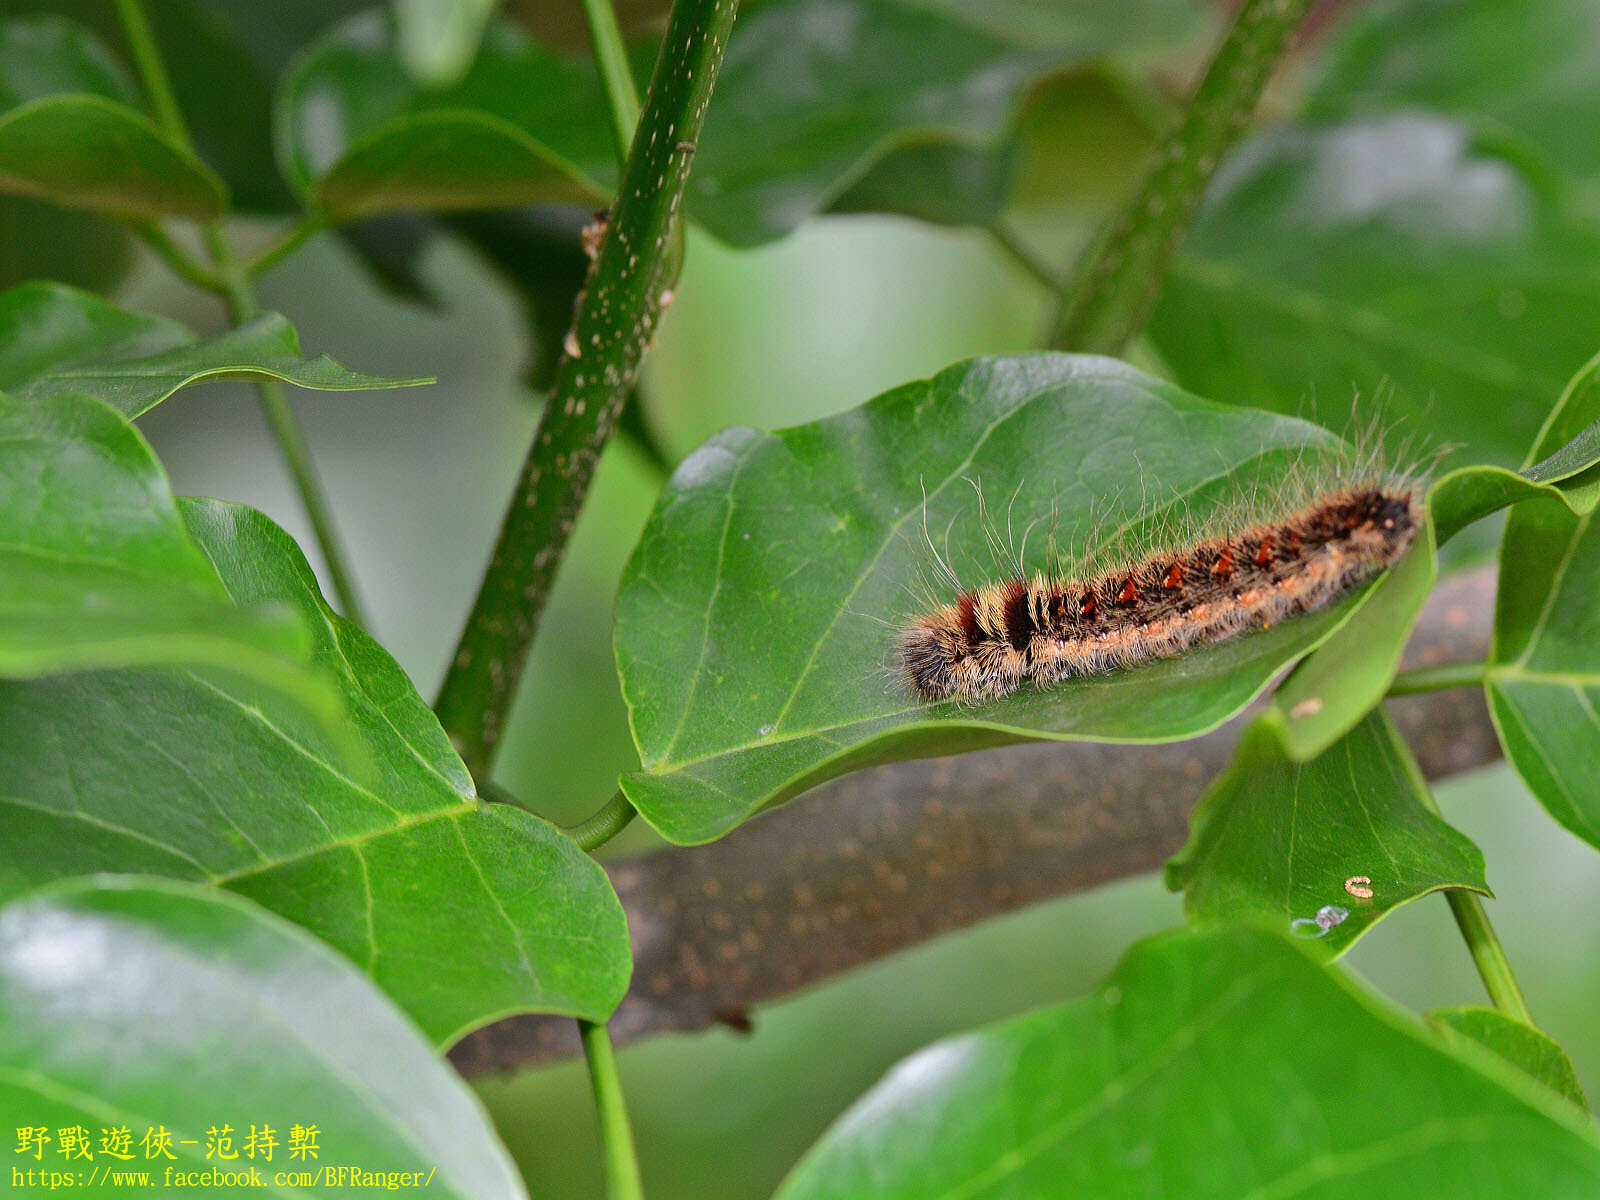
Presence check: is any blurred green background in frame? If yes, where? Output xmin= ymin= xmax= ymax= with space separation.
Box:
xmin=127 ymin=207 xmax=1599 ymax=1199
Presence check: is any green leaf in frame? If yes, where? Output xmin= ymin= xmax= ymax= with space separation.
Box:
xmin=616 ymin=354 xmax=1408 ymax=844
xmin=279 ymin=2 xmax=1198 ymax=241
xmin=1429 ymin=1007 xmax=1591 ymax=1114
xmin=1268 ymin=515 xmax=1436 ymax=759
xmin=0 ymin=94 xmax=227 ymax=221
xmin=1166 ymin=710 xmax=1487 ymax=958
xmin=1309 ymin=0 xmax=1600 ymax=196
xmin=1486 ymin=356 xmax=1600 ymax=852
xmin=0 ymin=877 xmax=528 ymax=1200
xmin=775 ymin=927 xmax=1600 ymax=1200
xmin=685 ymin=0 xmax=1200 ymax=245
xmin=1148 ymin=115 xmax=1600 ymax=471
xmin=0 ymin=15 xmax=138 ymax=109
xmin=0 ymin=390 xmax=331 ymax=716
xmin=275 ymin=11 xmax=612 ymax=222
xmin=0 ymin=18 xmax=140 ymax=288
xmin=393 ymin=0 xmax=497 ymax=87
xmin=0 ymin=497 xmax=631 ymax=1043
xmin=1269 ymin=404 xmax=1600 ymax=761
xmin=0 ymin=282 xmax=427 ymax=419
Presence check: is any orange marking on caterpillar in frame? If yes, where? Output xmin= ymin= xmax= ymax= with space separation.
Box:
xmin=898 ymin=482 xmax=1422 ymax=703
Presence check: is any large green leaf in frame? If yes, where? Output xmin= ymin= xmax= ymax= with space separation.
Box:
xmin=616 ymin=354 xmax=1419 ymax=844
xmin=0 ymin=283 xmax=426 ymax=419
xmin=275 ymin=11 xmax=612 ymax=222
xmin=0 ymin=94 xmax=226 ymax=221
xmin=684 ymin=0 xmax=1199 ymax=244
xmin=1486 ymin=358 xmax=1600 ymax=852
xmin=1309 ymin=0 xmax=1600 ymax=198
xmin=278 ymin=1 xmax=1198 ymax=242
xmin=775 ymin=927 xmax=1600 ymax=1199
xmin=1147 ymin=115 xmax=1600 ymax=472
xmin=0 ymin=496 xmax=631 ymax=1043
xmin=5 ymin=0 xmax=369 ymax=212
xmin=0 ymin=878 xmax=527 ymax=1199
xmin=1166 ymin=710 xmax=1487 ymax=958
xmin=1428 ymin=1006 xmax=1590 ymax=1114
xmin=0 ymin=390 xmax=329 ymax=715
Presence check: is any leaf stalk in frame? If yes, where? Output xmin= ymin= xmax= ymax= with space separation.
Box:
xmin=568 ymin=791 xmax=638 ymax=853
xmin=1386 ymin=661 xmax=1488 ymax=696
xmin=581 ymin=0 xmax=644 ymax=165
xmin=579 ymin=1019 xmax=646 ymax=1200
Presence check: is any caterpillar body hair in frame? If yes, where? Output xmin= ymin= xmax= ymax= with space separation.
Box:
xmin=900 ymin=483 xmax=1422 ymax=703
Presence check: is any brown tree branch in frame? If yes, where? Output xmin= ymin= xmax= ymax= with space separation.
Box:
xmin=452 ymin=567 xmax=1501 ymax=1074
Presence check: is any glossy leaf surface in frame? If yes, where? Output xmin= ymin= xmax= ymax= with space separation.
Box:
xmin=1429 ymin=1006 xmax=1590 ymax=1114
xmin=0 ymin=94 xmax=226 ymax=220
xmin=0 ymin=878 xmax=528 ymax=1199
xmin=0 ymin=496 xmax=631 ymax=1043
xmin=1487 ymin=358 xmax=1600 ymax=852
xmin=1166 ymin=710 xmax=1486 ymax=958
xmin=0 ymin=282 xmax=425 ymax=418
xmin=275 ymin=12 xmax=611 ymax=222
xmin=618 ymin=355 xmax=1396 ymax=843
xmin=1149 ymin=115 xmax=1600 ymax=471
xmin=0 ymin=390 xmax=324 ymax=708
xmin=1310 ymin=0 xmax=1600 ymax=193
xmin=279 ymin=1 xmax=1198 ymax=242
xmin=776 ymin=927 xmax=1600 ymax=1199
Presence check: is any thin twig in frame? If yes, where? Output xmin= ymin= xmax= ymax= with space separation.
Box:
xmin=131 ymin=221 xmax=225 ymax=291
xmin=113 ymin=0 xmax=368 ymax=626
xmin=581 ymin=0 xmax=643 ymax=165
xmin=984 ymin=221 xmax=1064 ymax=292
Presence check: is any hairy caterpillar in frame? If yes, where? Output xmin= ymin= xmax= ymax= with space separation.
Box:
xmin=899 ymin=479 xmax=1422 ymax=703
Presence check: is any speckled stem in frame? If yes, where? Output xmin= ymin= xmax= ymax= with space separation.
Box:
xmin=434 ymin=0 xmax=741 ymax=777
xmin=1050 ymin=0 xmax=1314 ymax=354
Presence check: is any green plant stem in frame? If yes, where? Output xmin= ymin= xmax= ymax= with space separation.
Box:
xmin=579 ymin=1019 xmax=645 ymax=1200
xmin=435 ymin=0 xmax=741 ymax=777
xmin=1386 ymin=661 xmax=1488 ymax=696
xmin=1049 ymin=0 xmax=1314 ymax=354
xmin=112 ymin=0 xmax=189 ymax=147
xmin=207 ymin=225 xmax=369 ymax=628
xmin=985 ymin=221 xmax=1063 ymax=292
xmin=567 ymin=791 xmax=638 ymax=853
xmin=1413 ymin=784 xmax=1535 ymax=1024
xmin=114 ymin=0 xmax=368 ymax=627
xmin=1444 ymin=890 xmax=1536 ymax=1024
xmin=245 ymin=213 xmax=328 ymax=278
xmin=582 ymin=0 xmax=643 ymax=164
xmin=131 ymin=221 xmax=225 ymax=291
